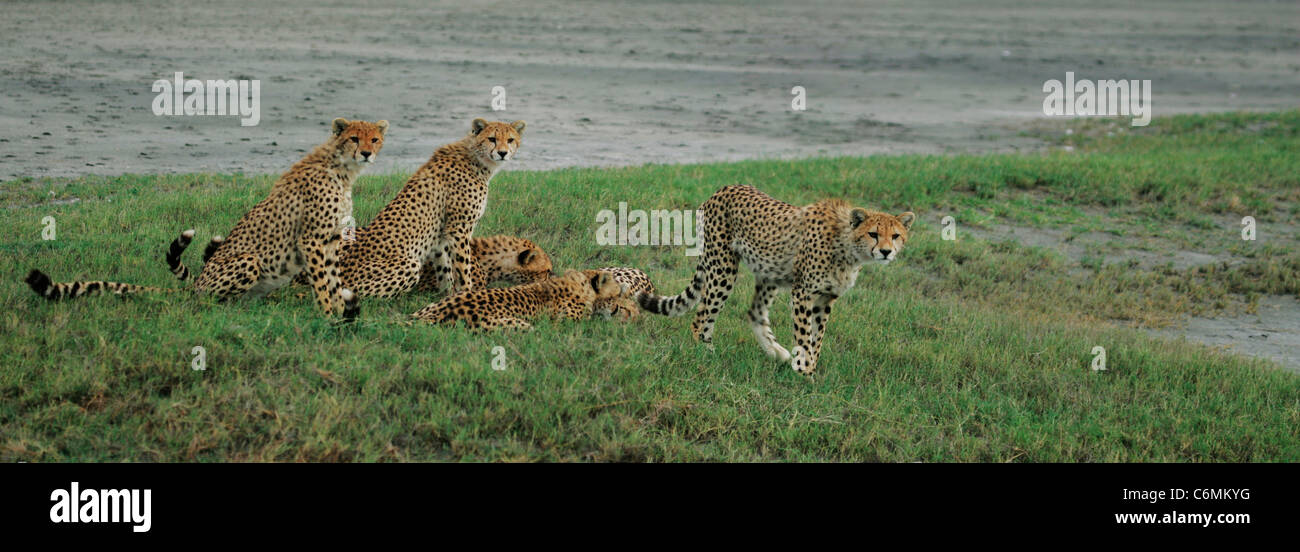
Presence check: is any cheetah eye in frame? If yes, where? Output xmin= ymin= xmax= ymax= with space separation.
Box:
xmin=868 ymin=232 xmax=878 ymax=239
xmin=349 ymin=136 xmax=359 ymax=143
xmin=488 ymin=137 xmax=497 ymax=144
xmin=507 ymin=138 xmax=514 ymax=143
xmin=892 ymin=234 xmax=900 ymax=240
xmin=371 ymin=137 xmax=379 ymax=143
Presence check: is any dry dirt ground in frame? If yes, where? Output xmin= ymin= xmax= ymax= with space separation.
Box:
xmin=1 ymin=0 xmax=1296 ymax=179
xmin=1 ymin=0 xmax=1297 ymax=371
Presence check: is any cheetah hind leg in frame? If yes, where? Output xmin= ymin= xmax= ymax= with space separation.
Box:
xmin=195 ymin=254 xmax=262 ymax=300
xmin=689 ymin=244 xmax=740 ymax=346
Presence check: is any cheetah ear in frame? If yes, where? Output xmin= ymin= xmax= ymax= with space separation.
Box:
xmin=332 ymin=118 xmax=350 ymax=136
xmin=375 ymin=120 xmax=389 ymax=135
xmin=898 ymin=212 xmax=915 ymax=230
xmin=590 ymin=272 xmax=612 ymax=293
xmin=471 ymin=118 xmax=488 ymax=135
xmin=850 ymin=208 xmax=870 ymax=229
xmin=511 ymin=120 xmax=526 ymax=134
xmin=517 ymin=249 xmax=536 ymax=266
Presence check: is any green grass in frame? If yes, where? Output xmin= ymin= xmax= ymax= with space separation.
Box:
xmin=2 ymin=111 xmax=1298 ymax=462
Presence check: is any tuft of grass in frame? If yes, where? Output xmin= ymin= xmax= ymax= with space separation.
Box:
xmin=2 ymin=111 xmax=1298 ymax=462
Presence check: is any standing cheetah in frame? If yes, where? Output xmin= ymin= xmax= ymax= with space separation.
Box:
xmin=336 ymin=118 xmax=526 ymax=299
xmin=26 ymin=118 xmax=388 ymax=319
xmin=412 ymin=269 xmax=621 ymax=330
xmin=638 ymin=185 xmax=914 ymax=376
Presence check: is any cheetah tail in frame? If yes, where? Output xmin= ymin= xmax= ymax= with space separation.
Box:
xmin=26 ymin=269 xmax=176 ymax=301
xmin=166 ymin=229 xmax=196 ymax=281
xmin=340 ymin=288 xmax=359 ymax=323
xmin=201 ymin=235 xmax=225 ymax=265
xmin=637 ymin=269 xmax=705 ymax=317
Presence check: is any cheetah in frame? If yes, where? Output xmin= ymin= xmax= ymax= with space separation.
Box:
xmin=176 ymin=233 xmax=553 ymax=295
xmin=412 ymin=269 xmax=621 ymax=330
xmin=592 ymin=266 xmax=657 ymax=322
xmin=26 ymin=118 xmax=387 ymax=319
xmin=638 ymin=185 xmax=914 ymax=376
xmin=335 ymin=118 xmax=526 ymax=299
xmin=419 ymin=234 xmax=554 ymax=290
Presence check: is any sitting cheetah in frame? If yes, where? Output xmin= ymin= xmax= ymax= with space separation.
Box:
xmin=638 ymin=185 xmax=914 ymax=376
xmin=592 ymin=266 xmax=657 ymax=322
xmin=26 ymin=118 xmax=388 ymax=319
xmin=412 ymin=269 xmax=621 ymax=330
xmin=337 ymin=118 xmax=526 ymax=299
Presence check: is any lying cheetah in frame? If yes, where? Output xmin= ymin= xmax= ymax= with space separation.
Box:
xmin=27 ymin=118 xmax=387 ymax=319
xmin=419 ymin=234 xmax=554 ymax=290
xmin=592 ymin=266 xmax=657 ymax=322
xmin=338 ymin=118 xmax=526 ymax=299
xmin=639 ymin=185 xmax=914 ymax=376
xmin=413 ymin=269 xmax=621 ymax=330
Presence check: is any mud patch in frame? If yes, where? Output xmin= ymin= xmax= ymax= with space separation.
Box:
xmin=1148 ymin=296 xmax=1300 ymax=374
xmin=969 ymin=225 xmax=1234 ymax=271
xmin=970 ymin=220 xmax=1300 ymax=373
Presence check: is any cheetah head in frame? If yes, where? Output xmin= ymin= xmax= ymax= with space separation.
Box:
xmin=558 ymin=269 xmax=622 ymax=304
xmin=585 ymin=270 xmax=623 ymax=301
xmin=331 ymin=118 xmax=389 ymax=166
xmin=468 ymin=118 xmax=526 ymax=163
xmin=497 ymin=245 xmax=554 ymax=285
xmin=473 ymin=235 xmax=554 ymax=285
xmin=594 ymin=287 xmax=640 ymax=322
xmin=847 ymin=208 xmax=915 ymax=264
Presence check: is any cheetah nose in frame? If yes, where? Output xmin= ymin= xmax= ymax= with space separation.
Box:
xmin=497 ymin=151 xmax=508 ymax=159
xmin=360 ymin=151 xmax=372 ymax=159
xmin=879 ymin=249 xmax=892 ymax=257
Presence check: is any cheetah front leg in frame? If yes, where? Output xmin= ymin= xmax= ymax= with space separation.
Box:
xmin=790 ymin=286 xmax=836 ymax=376
xmin=441 ymin=211 xmax=481 ymax=294
xmin=300 ymin=232 xmax=344 ymax=316
xmin=749 ymin=280 xmax=791 ymax=362
xmin=448 ymin=235 xmax=476 ymax=294
xmin=480 ymin=317 xmax=533 ymax=331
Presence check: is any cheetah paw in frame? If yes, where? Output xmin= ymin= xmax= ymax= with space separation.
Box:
xmin=770 ymin=343 xmax=792 ymax=363
xmin=790 ymin=346 xmax=814 ymax=376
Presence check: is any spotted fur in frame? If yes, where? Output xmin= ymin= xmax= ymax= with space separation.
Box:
xmin=592 ymin=266 xmax=657 ymax=321
xmin=28 ymin=118 xmax=385 ymax=319
xmin=166 ymin=230 xmax=197 ymax=281
xmin=412 ymin=269 xmax=620 ymax=330
xmin=639 ymin=185 xmax=914 ymax=376
xmin=336 ymin=118 xmax=526 ymax=300
xmin=270 ymin=233 xmax=552 ymax=297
